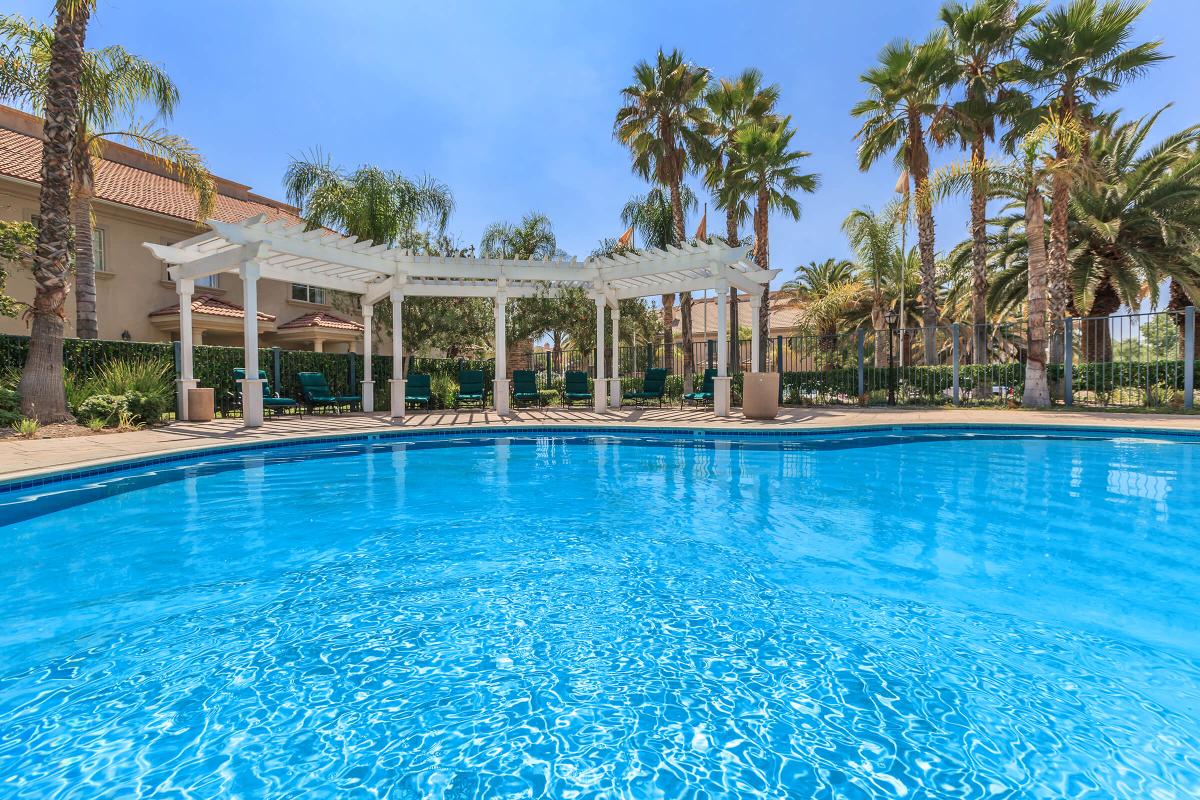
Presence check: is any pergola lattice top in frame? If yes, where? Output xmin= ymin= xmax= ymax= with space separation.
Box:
xmin=144 ymin=213 xmax=777 ymax=305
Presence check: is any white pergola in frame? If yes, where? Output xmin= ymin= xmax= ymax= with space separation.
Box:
xmin=145 ymin=214 xmax=778 ymax=428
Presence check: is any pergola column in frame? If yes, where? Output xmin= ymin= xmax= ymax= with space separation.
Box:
xmin=714 ymin=279 xmax=731 ymax=417
xmin=594 ymin=294 xmax=607 ymax=412
xmin=748 ymin=293 xmax=762 ymax=373
xmin=361 ymin=301 xmax=374 ymax=413
xmin=609 ymin=305 xmax=621 ymax=407
xmin=175 ymin=278 xmax=197 ymax=421
xmin=389 ymin=288 xmax=405 ymax=420
xmin=494 ymin=288 xmax=510 ymax=415
xmin=239 ymin=261 xmax=263 ymax=428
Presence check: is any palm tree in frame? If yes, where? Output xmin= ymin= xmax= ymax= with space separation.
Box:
xmin=699 ymin=69 xmax=780 ymax=369
xmin=937 ymin=0 xmax=1042 ymax=364
xmin=480 ymin=212 xmax=561 ymax=260
xmin=842 ymin=205 xmax=901 ymax=366
xmin=284 ymin=152 xmax=453 ymax=247
xmin=1015 ymin=0 xmax=1168 ymax=354
xmin=784 ymin=259 xmax=862 ymax=354
xmin=614 ymin=49 xmax=709 ymax=379
xmin=0 ymin=14 xmax=216 ymax=340
xmin=726 ymin=117 xmax=820 ymax=370
xmin=853 ymin=32 xmax=955 ymax=363
xmin=16 ymin=0 xmax=91 ymax=421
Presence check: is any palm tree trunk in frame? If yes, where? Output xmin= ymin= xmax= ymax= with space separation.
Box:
xmin=668 ymin=179 xmax=695 ymax=388
xmin=754 ymin=185 xmax=770 ymax=372
xmin=72 ymin=191 xmax=98 ymax=339
xmin=871 ymin=301 xmax=887 ymax=367
xmin=1168 ymin=278 xmax=1196 ymax=358
xmin=1046 ymin=148 xmax=1072 ymax=365
xmin=726 ymin=209 xmax=740 ymax=373
xmin=907 ymin=111 xmax=938 ymax=364
xmin=969 ymin=135 xmax=988 ymax=365
xmin=1023 ymin=187 xmax=1050 ymax=407
xmin=1081 ymin=272 xmax=1121 ymax=363
xmin=661 ymin=293 xmax=675 ymax=372
xmin=20 ymin=0 xmax=91 ymax=422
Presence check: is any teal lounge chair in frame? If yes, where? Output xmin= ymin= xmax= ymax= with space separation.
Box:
xmin=405 ymin=373 xmax=432 ymax=409
xmin=298 ymin=371 xmax=361 ymax=414
xmin=623 ymin=368 xmax=668 ymax=407
xmin=511 ymin=370 xmax=541 ymax=406
xmin=233 ymin=368 xmax=302 ymax=417
xmin=682 ymin=368 xmax=717 ymax=408
xmin=455 ymin=369 xmax=487 ymax=408
xmin=562 ymin=371 xmax=592 ymax=407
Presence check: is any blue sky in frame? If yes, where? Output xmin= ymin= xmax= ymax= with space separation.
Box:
xmin=11 ymin=0 xmax=1200 ymax=289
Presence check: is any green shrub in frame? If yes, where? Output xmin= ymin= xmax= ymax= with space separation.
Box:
xmin=76 ymin=394 xmax=125 ymax=425
xmin=431 ymin=373 xmax=457 ymax=409
xmin=10 ymin=416 xmax=38 ymax=438
xmin=75 ymin=391 xmax=169 ymax=426
xmin=0 ymin=385 xmax=21 ymax=427
xmin=87 ymin=358 xmax=173 ymax=405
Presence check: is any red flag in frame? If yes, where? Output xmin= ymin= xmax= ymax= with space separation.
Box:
xmin=617 ymin=225 xmax=634 ymax=248
xmin=693 ymin=205 xmax=707 ymax=241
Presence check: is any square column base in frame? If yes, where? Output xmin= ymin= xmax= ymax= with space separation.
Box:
xmin=361 ymin=380 xmax=374 ymax=413
xmin=494 ymin=379 xmax=511 ymax=415
xmin=594 ymin=379 xmax=608 ymax=413
xmin=176 ymin=378 xmax=198 ymax=421
xmin=609 ymin=377 xmax=621 ymax=408
xmin=390 ymin=378 xmax=406 ymax=420
xmin=713 ymin=376 xmax=732 ymax=417
xmin=240 ymin=379 xmax=264 ymax=428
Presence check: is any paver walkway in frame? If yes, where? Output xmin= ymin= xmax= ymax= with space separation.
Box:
xmin=2 ymin=406 xmax=1198 ymax=482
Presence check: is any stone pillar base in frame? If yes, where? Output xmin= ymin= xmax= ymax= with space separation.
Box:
xmin=714 ymin=376 xmax=732 ymax=417
xmin=609 ymin=377 xmax=621 ymax=408
xmin=494 ymin=379 xmax=511 ymax=415
xmin=594 ymin=379 xmax=609 ymax=413
xmin=390 ymin=378 xmax=406 ymax=420
xmin=176 ymin=378 xmax=198 ymax=421
xmin=240 ymin=379 xmax=264 ymax=428
xmin=362 ymin=380 xmax=374 ymax=413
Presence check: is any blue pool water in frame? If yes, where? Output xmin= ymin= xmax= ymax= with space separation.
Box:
xmin=1 ymin=427 xmax=1199 ymax=798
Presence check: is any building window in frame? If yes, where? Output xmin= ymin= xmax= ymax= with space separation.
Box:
xmin=196 ymin=274 xmax=219 ymax=289
xmin=292 ymin=283 xmax=327 ymax=305
xmin=92 ymin=228 xmax=107 ymax=272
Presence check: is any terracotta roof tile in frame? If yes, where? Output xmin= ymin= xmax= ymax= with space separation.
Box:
xmin=0 ymin=125 xmax=303 ymax=226
xmin=149 ymin=294 xmax=275 ymax=322
xmin=277 ymin=311 xmax=364 ymax=332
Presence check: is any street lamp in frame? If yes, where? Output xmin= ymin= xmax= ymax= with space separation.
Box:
xmin=884 ymin=308 xmax=899 ymax=406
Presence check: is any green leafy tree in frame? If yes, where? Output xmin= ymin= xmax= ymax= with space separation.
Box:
xmin=0 ymin=13 xmax=216 ymax=340
xmin=784 ymin=259 xmax=863 ymax=353
xmin=726 ymin=117 xmax=820 ymax=370
xmin=853 ymin=32 xmax=955 ymax=363
xmin=842 ymin=205 xmax=901 ymax=365
xmin=614 ymin=48 xmax=709 ymax=379
xmin=0 ymin=220 xmax=35 ymax=318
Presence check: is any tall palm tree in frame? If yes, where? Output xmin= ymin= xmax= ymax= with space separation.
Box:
xmin=614 ymin=48 xmax=709 ymax=379
xmin=843 ymin=205 xmax=900 ymax=365
xmin=783 ymin=258 xmax=862 ymax=353
xmin=0 ymin=14 xmax=215 ymax=340
xmin=284 ymin=153 xmax=453 ymax=247
xmin=937 ymin=0 xmax=1042 ymax=364
xmin=699 ymin=69 xmax=780 ymax=369
xmin=726 ymin=117 xmax=820 ymax=370
xmin=16 ymin=0 xmax=92 ymax=421
xmin=853 ymin=32 xmax=955 ymax=363
xmin=1015 ymin=0 xmax=1168 ymax=355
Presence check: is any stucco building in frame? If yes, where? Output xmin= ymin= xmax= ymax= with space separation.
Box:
xmin=0 ymin=105 xmax=365 ymax=352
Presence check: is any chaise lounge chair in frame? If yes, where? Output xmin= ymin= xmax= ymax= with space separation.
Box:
xmin=682 ymin=368 xmax=717 ymax=408
xmin=623 ymin=368 xmax=668 ymax=407
xmin=455 ymin=369 xmax=488 ymax=408
xmin=298 ymin=371 xmax=361 ymax=414
xmin=405 ymin=373 xmax=432 ymax=409
xmin=562 ymin=370 xmax=593 ymax=407
xmin=233 ymin=368 xmax=302 ymax=417
xmin=511 ymin=370 xmax=541 ymax=407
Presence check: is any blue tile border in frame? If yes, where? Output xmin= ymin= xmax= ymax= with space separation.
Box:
xmin=3 ymin=420 xmax=1199 ymax=497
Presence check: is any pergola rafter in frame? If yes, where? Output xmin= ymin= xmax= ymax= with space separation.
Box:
xmin=145 ymin=214 xmax=778 ymax=427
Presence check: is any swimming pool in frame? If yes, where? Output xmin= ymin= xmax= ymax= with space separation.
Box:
xmin=2 ymin=426 xmax=1198 ymax=798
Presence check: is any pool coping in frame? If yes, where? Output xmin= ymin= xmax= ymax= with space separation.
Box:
xmin=3 ymin=418 xmax=1198 ymax=495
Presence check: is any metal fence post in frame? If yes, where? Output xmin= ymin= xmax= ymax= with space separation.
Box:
xmin=1063 ymin=317 xmax=1074 ymax=407
xmin=707 ymin=339 xmax=715 ymax=370
xmin=856 ymin=328 xmax=865 ymax=397
xmin=951 ymin=323 xmax=961 ymax=405
xmin=348 ymin=351 xmax=356 ymax=392
xmin=272 ymin=347 xmax=282 ymax=393
xmin=1185 ymin=306 xmax=1195 ymax=409
xmin=776 ymin=335 xmax=784 ymax=403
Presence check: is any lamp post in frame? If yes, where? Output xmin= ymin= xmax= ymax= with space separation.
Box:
xmin=884 ymin=308 xmax=898 ymax=406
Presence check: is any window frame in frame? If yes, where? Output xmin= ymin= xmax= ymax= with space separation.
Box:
xmin=291 ymin=283 xmax=328 ymax=305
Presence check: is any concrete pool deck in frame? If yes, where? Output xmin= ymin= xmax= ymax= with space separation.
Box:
xmin=2 ymin=406 xmax=1199 ymax=482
